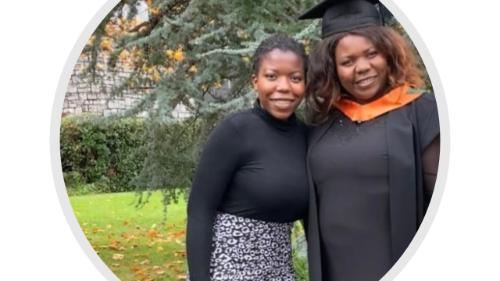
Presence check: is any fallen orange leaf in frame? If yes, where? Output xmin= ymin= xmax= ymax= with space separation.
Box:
xmin=108 ymin=239 xmax=121 ymax=251
xmin=171 ymin=230 xmax=186 ymax=239
xmin=147 ymin=229 xmax=158 ymax=239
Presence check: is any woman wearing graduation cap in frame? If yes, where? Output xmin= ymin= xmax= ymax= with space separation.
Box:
xmin=298 ymin=0 xmax=440 ymax=280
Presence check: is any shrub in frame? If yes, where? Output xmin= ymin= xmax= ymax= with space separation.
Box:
xmin=63 ymin=171 xmax=84 ymax=187
xmin=60 ymin=116 xmax=146 ymax=193
xmin=60 ymin=116 xmax=204 ymax=195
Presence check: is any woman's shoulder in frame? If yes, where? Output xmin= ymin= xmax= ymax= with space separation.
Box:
xmin=226 ymin=108 xmax=255 ymax=121
xmin=305 ymin=112 xmax=339 ymax=145
xmin=414 ymin=91 xmax=437 ymax=106
xmin=212 ymin=109 xmax=256 ymax=137
xmin=223 ymin=108 xmax=308 ymax=136
xmin=223 ymin=108 xmax=257 ymax=127
xmin=306 ymin=110 xmax=340 ymax=129
xmin=411 ymin=91 xmax=439 ymax=118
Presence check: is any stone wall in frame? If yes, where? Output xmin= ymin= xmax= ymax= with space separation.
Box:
xmin=63 ymin=54 xmax=190 ymax=119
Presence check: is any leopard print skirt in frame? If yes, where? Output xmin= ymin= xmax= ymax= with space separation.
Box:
xmin=191 ymin=212 xmax=296 ymax=281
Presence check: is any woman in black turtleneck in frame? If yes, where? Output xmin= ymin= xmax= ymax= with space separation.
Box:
xmin=186 ymin=34 xmax=309 ymax=281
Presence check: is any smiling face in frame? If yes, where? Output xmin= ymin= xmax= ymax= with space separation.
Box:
xmin=252 ymin=49 xmax=306 ymax=120
xmin=335 ymin=34 xmax=390 ymax=104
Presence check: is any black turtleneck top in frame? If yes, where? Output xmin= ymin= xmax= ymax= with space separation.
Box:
xmin=186 ymin=103 xmax=309 ymax=281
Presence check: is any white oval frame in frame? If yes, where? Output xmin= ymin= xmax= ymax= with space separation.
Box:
xmin=50 ymin=1 xmax=450 ymax=280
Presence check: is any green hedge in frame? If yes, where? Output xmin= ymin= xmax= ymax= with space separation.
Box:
xmin=60 ymin=116 xmax=206 ymax=196
xmin=60 ymin=116 xmax=146 ymax=193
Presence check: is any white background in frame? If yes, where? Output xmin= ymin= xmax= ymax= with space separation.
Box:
xmin=1 ymin=0 xmax=499 ymax=280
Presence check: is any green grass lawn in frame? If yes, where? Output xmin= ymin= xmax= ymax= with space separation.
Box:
xmin=70 ymin=191 xmax=308 ymax=281
xmin=70 ymin=191 xmax=187 ymax=281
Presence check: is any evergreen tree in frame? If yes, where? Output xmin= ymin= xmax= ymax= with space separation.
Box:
xmin=81 ymin=0 xmax=319 ymax=202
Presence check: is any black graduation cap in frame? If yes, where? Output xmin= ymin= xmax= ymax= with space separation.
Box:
xmin=298 ymin=0 xmax=388 ymax=38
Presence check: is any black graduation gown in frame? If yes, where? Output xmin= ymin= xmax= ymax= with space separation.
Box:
xmin=306 ymin=93 xmax=440 ymax=281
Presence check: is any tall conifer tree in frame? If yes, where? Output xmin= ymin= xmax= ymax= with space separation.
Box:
xmin=82 ymin=0 xmax=319 ymax=199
